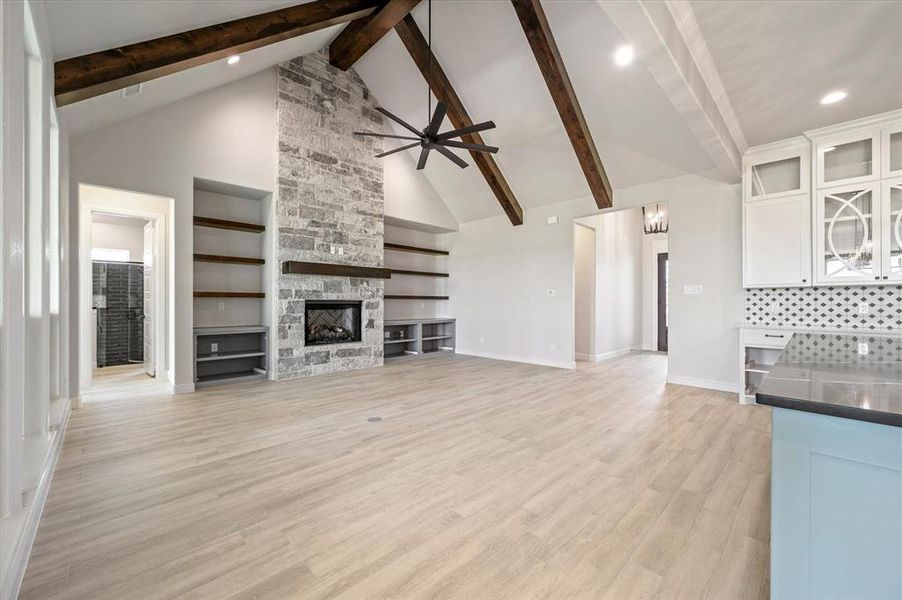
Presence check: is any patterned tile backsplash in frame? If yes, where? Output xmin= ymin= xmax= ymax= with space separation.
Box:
xmin=745 ymin=285 xmax=902 ymax=331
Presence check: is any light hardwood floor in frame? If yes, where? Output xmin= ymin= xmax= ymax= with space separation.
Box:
xmin=21 ymin=352 xmax=770 ymax=599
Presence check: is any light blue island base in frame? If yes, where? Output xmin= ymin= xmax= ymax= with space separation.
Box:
xmin=771 ymin=407 xmax=902 ymax=599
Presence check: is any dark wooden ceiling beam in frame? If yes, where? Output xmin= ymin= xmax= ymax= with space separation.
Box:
xmin=511 ymin=0 xmax=613 ymax=209
xmin=329 ymin=0 xmax=420 ymax=70
xmin=55 ymin=0 xmax=382 ymax=106
xmin=394 ymin=14 xmax=524 ymax=226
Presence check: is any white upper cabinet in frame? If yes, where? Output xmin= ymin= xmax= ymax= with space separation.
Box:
xmin=882 ymin=177 xmax=902 ymax=282
xmin=814 ymin=182 xmax=881 ymax=284
xmin=742 ymin=140 xmax=811 ymax=288
xmin=883 ymin=125 xmax=902 ymax=178
xmin=815 ymin=130 xmax=880 ymax=188
xmin=744 ymin=194 xmax=811 ymax=288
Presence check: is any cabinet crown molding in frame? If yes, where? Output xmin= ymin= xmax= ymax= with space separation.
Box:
xmin=804 ymin=107 xmax=902 ymax=140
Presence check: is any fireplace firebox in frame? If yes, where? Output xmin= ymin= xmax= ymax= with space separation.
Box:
xmin=304 ymin=300 xmax=362 ymax=346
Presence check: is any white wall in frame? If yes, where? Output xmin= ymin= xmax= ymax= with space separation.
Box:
xmin=615 ymin=173 xmax=743 ymax=391
xmin=91 ymin=220 xmax=146 ymax=260
xmin=573 ymin=223 xmax=595 ymax=358
xmin=69 ymin=69 xmax=279 ymax=394
xmin=642 ymin=232 xmax=668 ymax=350
xmin=445 ymin=198 xmax=598 ymax=369
xmin=446 ymin=171 xmax=742 ymax=387
xmin=383 ymin=151 xmax=458 ymax=233
xmin=1 ymin=1 xmax=71 ymax=597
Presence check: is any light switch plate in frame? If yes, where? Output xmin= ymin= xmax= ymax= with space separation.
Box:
xmin=684 ymin=285 xmax=703 ymax=295
xmin=858 ymin=302 xmax=869 ymax=315
xmin=858 ymin=342 xmax=869 ymax=355
xmin=547 ymin=216 xmax=559 ymax=225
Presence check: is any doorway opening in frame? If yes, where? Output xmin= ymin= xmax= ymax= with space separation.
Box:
xmin=657 ymin=252 xmax=669 ymax=352
xmin=572 ymin=202 xmax=668 ymax=368
xmin=79 ymin=184 xmax=173 ymax=400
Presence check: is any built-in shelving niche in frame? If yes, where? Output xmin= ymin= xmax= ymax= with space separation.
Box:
xmin=192 ymin=178 xmax=272 ymax=387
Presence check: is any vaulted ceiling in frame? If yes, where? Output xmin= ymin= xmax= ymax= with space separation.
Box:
xmin=45 ymin=0 xmax=902 ymax=224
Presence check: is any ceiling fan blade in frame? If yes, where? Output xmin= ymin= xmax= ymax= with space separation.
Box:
xmin=426 ymin=102 xmax=448 ymax=137
xmin=416 ymin=147 xmax=431 ymax=170
xmin=375 ymin=142 xmax=421 ymax=158
xmin=435 ymin=120 xmax=496 ymax=141
xmin=439 ymin=139 xmax=499 ymax=153
xmin=432 ymin=144 xmax=469 ymax=169
xmin=375 ymin=107 xmax=422 ymax=137
xmin=354 ymin=131 xmax=421 ymax=141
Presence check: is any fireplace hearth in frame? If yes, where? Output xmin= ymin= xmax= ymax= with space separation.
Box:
xmin=305 ymin=301 xmax=362 ymax=346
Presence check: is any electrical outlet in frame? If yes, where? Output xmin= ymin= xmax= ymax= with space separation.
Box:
xmin=858 ymin=301 xmax=870 ymax=315
xmin=858 ymin=342 xmax=869 ymax=355
xmin=683 ymin=285 xmax=703 ymax=295
xmin=546 ymin=215 xmax=559 ymax=225
xmin=211 ymin=343 xmax=218 ymax=352
xmin=420 ymin=302 xmax=425 ymax=309
xmin=546 ymin=288 xmax=556 ymax=297
xmin=218 ymin=302 xmax=225 ymax=311
xmin=338 ymin=246 xmax=344 ymax=255
xmin=330 ymin=245 xmax=336 ymax=254
xmin=769 ymin=301 xmax=780 ymax=313
xmin=479 ymin=336 xmax=485 ymax=344
xmin=550 ymin=342 xmax=557 ymax=351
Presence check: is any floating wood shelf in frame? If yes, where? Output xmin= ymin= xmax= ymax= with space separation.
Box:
xmin=281 ymin=261 xmax=391 ymax=279
xmin=194 ymin=291 xmax=265 ymax=298
xmin=194 ymin=253 xmax=265 ymax=265
xmin=193 ymin=216 xmax=265 ymax=233
xmin=384 ymin=294 xmax=449 ymax=300
xmin=384 ymin=242 xmax=448 ymax=256
xmin=390 ymin=268 xmax=449 ymax=278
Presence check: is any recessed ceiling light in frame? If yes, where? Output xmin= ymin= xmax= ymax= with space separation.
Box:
xmin=819 ymin=90 xmax=847 ymax=105
xmin=227 ymin=55 xmax=241 ymax=65
xmin=614 ymin=45 xmax=635 ymax=67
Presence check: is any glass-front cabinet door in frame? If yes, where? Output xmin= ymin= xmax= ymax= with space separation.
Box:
xmin=882 ymin=178 xmax=902 ymax=281
xmin=883 ymin=126 xmax=902 ymax=178
xmin=744 ymin=142 xmax=809 ymax=201
xmin=815 ymin=183 xmax=881 ymax=284
xmin=815 ymin=131 xmax=879 ymax=188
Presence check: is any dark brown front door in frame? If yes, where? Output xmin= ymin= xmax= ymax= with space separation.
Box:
xmin=657 ymin=253 xmax=668 ymax=352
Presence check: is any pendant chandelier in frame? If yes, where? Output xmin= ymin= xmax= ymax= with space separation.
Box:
xmin=642 ymin=204 xmax=668 ymax=235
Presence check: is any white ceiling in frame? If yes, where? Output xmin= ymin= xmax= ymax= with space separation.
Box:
xmin=355 ymin=0 xmax=715 ymax=222
xmin=689 ymin=0 xmax=902 ymax=146
xmin=46 ymin=0 xmax=304 ymax=60
xmin=44 ymin=0 xmax=902 ymax=224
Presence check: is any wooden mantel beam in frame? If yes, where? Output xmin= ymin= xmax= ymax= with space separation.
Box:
xmin=511 ymin=0 xmax=613 ymax=209
xmin=329 ymin=0 xmax=421 ymax=71
xmin=394 ymin=14 xmax=524 ymax=226
xmin=54 ymin=0 xmax=382 ymax=107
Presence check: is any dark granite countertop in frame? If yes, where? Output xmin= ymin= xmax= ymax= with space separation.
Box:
xmin=756 ymin=332 xmax=902 ymax=427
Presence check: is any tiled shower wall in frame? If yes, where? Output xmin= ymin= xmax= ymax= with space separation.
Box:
xmin=93 ymin=261 xmax=144 ymax=366
xmin=745 ymin=285 xmax=902 ymax=332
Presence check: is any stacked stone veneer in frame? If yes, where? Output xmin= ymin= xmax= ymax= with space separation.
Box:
xmin=276 ymin=50 xmax=386 ymax=379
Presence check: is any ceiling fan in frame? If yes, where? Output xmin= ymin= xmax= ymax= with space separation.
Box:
xmin=353 ymin=0 xmax=499 ymax=170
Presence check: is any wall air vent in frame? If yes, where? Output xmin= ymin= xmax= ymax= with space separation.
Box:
xmin=122 ymin=83 xmax=143 ymax=98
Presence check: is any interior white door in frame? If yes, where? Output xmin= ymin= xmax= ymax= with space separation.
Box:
xmin=143 ymin=222 xmax=155 ymax=376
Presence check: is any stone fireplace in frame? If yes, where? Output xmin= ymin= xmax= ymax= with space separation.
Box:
xmin=305 ymin=301 xmax=362 ymax=346
xmin=275 ymin=49 xmax=385 ymax=379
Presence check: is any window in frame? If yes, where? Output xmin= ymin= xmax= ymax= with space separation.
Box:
xmin=91 ymin=248 xmax=130 ymax=262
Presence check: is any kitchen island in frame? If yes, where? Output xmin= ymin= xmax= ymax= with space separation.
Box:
xmin=756 ymin=332 xmax=902 ymax=600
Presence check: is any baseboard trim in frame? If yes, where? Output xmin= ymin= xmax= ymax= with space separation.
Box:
xmin=456 ymin=349 xmax=575 ymax=370
xmin=2 ymin=398 xmax=71 ymax=600
xmin=576 ymin=347 xmax=640 ymax=363
xmin=667 ymin=375 xmax=740 ymax=394
xmin=170 ymin=382 xmax=195 ymax=395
